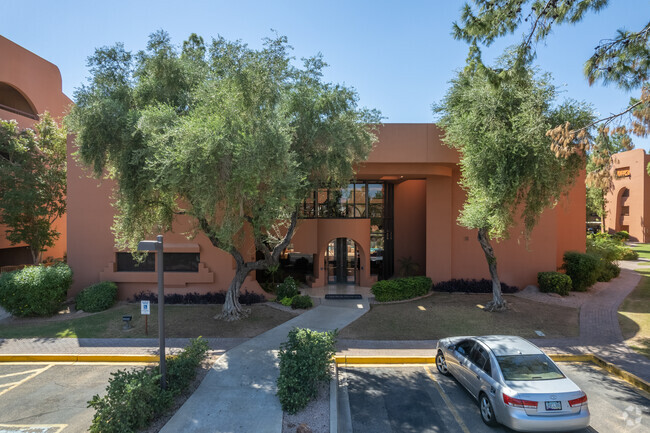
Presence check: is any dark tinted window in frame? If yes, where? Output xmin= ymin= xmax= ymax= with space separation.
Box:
xmin=455 ymin=340 xmax=475 ymax=357
xmin=116 ymin=252 xmax=155 ymax=272
xmin=497 ymin=354 xmax=565 ymax=381
xmin=470 ymin=345 xmax=491 ymax=374
xmin=163 ymin=253 xmax=199 ymax=272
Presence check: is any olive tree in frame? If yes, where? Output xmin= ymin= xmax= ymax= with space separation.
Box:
xmin=434 ymin=53 xmax=593 ymax=310
xmin=66 ymin=31 xmax=380 ymax=320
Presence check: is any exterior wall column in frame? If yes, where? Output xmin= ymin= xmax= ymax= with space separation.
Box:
xmin=426 ymin=175 xmax=452 ymax=283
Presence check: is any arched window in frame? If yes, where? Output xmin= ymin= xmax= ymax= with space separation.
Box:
xmin=0 ymin=82 xmax=38 ymax=119
xmin=621 ymin=188 xmax=630 ymax=197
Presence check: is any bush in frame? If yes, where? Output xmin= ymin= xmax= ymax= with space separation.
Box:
xmin=596 ymin=261 xmax=621 ymax=282
xmin=280 ymin=296 xmax=293 ymax=307
xmin=276 ymin=276 xmax=299 ymax=300
xmin=432 ymin=278 xmax=519 ymax=294
xmin=0 ymin=263 xmax=72 ymax=317
xmin=277 ymin=328 xmax=337 ymax=414
xmin=88 ymin=337 xmax=208 ymax=433
xmin=371 ymin=276 xmax=432 ymax=302
xmin=537 ymin=272 xmax=572 ymax=296
xmin=75 ymin=281 xmax=118 ymax=312
xmin=291 ymin=295 xmax=313 ymax=309
xmin=562 ymin=251 xmax=599 ymax=292
xmin=613 ymin=230 xmax=630 ymax=241
xmin=621 ymin=248 xmax=639 ymax=261
xmin=131 ymin=290 xmax=265 ymax=305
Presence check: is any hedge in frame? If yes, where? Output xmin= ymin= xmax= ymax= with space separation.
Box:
xmin=432 ymin=278 xmax=519 ymax=294
xmin=562 ymin=251 xmax=599 ymax=292
xmin=371 ymin=276 xmax=432 ymax=302
xmin=88 ymin=337 xmax=209 ymax=433
xmin=276 ymin=328 xmax=337 ymax=414
xmin=537 ymin=272 xmax=571 ymax=296
xmin=76 ymin=281 xmax=118 ymax=312
xmin=0 ymin=263 xmax=72 ymax=317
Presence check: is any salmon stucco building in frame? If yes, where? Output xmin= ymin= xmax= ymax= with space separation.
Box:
xmin=0 ymin=36 xmax=587 ymax=297
xmin=604 ymin=148 xmax=650 ymax=242
xmin=67 ymin=122 xmax=586 ymax=299
xmin=0 ymin=36 xmax=70 ymax=268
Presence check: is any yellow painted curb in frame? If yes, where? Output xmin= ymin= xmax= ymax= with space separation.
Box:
xmin=335 ymin=353 xmax=650 ymax=395
xmin=0 ymin=354 xmax=160 ymax=363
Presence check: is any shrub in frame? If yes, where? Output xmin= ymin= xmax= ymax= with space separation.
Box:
xmin=0 ymin=263 xmax=72 ymax=317
xmin=291 ymin=295 xmax=313 ymax=309
xmin=596 ymin=261 xmax=621 ymax=282
xmin=130 ymin=291 xmax=264 ymax=305
xmin=276 ymin=276 xmax=299 ymax=300
xmin=277 ymin=328 xmax=337 ymax=414
xmin=371 ymin=276 xmax=432 ymax=302
xmin=75 ymin=281 xmax=118 ymax=312
xmin=537 ymin=272 xmax=572 ymax=296
xmin=280 ymin=296 xmax=293 ymax=307
xmin=613 ymin=230 xmax=630 ymax=241
xmin=562 ymin=251 xmax=599 ymax=292
xmin=88 ymin=337 xmax=208 ymax=433
xmin=432 ymin=278 xmax=519 ymax=294
xmin=621 ymin=248 xmax=639 ymax=260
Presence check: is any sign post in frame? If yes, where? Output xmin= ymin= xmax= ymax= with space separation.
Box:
xmin=138 ymin=235 xmax=166 ymax=389
xmin=141 ymin=300 xmax=151 ymax=335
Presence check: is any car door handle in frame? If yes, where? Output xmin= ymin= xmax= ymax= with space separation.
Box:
xmin=476 ymin=375 xmax=481 ymax=380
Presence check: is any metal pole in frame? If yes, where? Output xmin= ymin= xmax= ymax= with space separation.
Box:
xmin=157 ymin=235 xmax=166 ymax=390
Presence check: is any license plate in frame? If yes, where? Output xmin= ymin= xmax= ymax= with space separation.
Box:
xmin=545 ymin=401 xmax=562 ymax=411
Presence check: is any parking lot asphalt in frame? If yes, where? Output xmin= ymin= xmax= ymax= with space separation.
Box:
xmin=0 ymin=362 xmax=146 ymax=433
xmin=339 ymin=362 xmax=649 ymax=433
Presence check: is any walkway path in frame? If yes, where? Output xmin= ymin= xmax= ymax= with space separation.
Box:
xmin=160 ymin=299 xmax=369 ymax=433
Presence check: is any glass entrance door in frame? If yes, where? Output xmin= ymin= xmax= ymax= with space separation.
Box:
xmin=327 ymin=238 xmax=357 ymax=284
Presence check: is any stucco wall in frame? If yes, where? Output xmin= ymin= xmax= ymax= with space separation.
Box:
xmin=0 ymin=36 xmax=71 ymax=263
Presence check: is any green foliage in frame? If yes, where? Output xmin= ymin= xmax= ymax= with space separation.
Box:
xmin=66 ymin=31 xmax=380 ymax=318
xmin=587 ymin=232 xmax=637 ymax=262
xmin=280 ymin=297 xmax=293 ymax=307
xmin=596 ymin=261 xmax=621 ymax=282
xmin=0 ymin=263 xmax=72 ymax=317
xmin=0 ymin=114 xmax=67 ymax=264
xmin=434 ymin=52 xmax=592 ymax=241
xmin=276 ymin=328 xmax=337 ymax=414
xmin=88 ymin=337 xmax=208 ymax=433
xmin=562 ymin=252 xmax=599 ymax=292
xmin=75 ymin=281 xmax=118 ymax=312
xmin=290 ymin=295 xmax=313 ymax=310
xmin=613 ymin=231 xmax=630 ymax=241
xmin=371 ymin=276 xmax=432 ymax=302
xmin=276 ymin=276 xmax=299 ymax=300
xmin=537 ymin=272 xmax=572 ymax=296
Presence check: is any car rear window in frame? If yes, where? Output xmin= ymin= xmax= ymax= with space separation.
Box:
xmin=496 ymin=354 xmax=565 ymax=381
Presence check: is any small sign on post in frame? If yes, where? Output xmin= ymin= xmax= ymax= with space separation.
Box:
xmin=141 ymin=300 xmax=151 ymax=336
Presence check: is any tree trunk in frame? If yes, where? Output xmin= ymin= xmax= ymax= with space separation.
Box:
xmin=477 ymin=228 xmax=507 ymax=312
xmin=30 ymin=248 xmax=40 ymax=265
xmin=215 ymin=263 xmax=251 ymax=321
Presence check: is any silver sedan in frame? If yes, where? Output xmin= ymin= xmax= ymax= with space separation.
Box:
xmin=435 ymin=335 xmax=590 ymax=432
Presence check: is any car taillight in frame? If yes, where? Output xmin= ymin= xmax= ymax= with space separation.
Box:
xmin=568 ymin=393 xmax=588 ymax=407
xmin=502 ymin=393 xmax=538 ymax=409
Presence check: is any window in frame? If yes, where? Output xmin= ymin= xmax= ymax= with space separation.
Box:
xmin=116 ymin=252 xmax=155 ymax=272
xmin=622 ymin=188 xmax=630 ymax=197
xmin=497 ymin=354 xmax=565 ymax=381
xmin=163 ymin=253 xmax=200 ymax=272
xmin=622 ymin=206 xmax=630 ymax=216
xmin=116 ymin=252 xmax=200 ymax=272
xmin=469 ymin=345 xmax=492 ymax=375
xmin=455 ymin=340 xmax=475 ymax=357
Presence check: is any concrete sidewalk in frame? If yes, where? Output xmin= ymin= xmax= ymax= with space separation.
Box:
xmin=159 ymin=299 xmax=369 ymax=433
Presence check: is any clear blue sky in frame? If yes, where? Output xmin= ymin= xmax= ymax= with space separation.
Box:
xmin=2 ymin=0 xmax=648 ymax=148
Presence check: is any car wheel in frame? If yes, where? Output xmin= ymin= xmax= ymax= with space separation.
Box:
xmin=479 ymin=393 xmax=498 ymax=427
xmin=436 ymin=350 xmax=450 ymax=376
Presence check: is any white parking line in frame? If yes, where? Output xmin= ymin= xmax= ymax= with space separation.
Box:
xmin=0 ymin=424 xmax=67 ymax=433
xmin=423 ymin=365 xmax=471 ymax=433
xmin=0 ymin=365 xmax=53 ymax=398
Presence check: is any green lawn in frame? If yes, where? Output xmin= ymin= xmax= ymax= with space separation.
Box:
xmin=619 ymin=260 xmax=650 ymax=358
xmin=629 ymin=243 xmax=650 ymax=260
xmin=339 ymin=293 xmax=579 ymax=340
xmin=0 ymin=303 xmax=297 ymax=339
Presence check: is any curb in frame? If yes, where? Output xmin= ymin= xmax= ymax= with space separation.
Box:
xmin=334 ymin=354 xmax=650 ymax=395
xmin=0 ymin=354 xmax=160 ymax=363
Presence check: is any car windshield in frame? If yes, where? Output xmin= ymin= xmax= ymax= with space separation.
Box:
xmin=497 ymin=354 xmax=565 ymax=381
